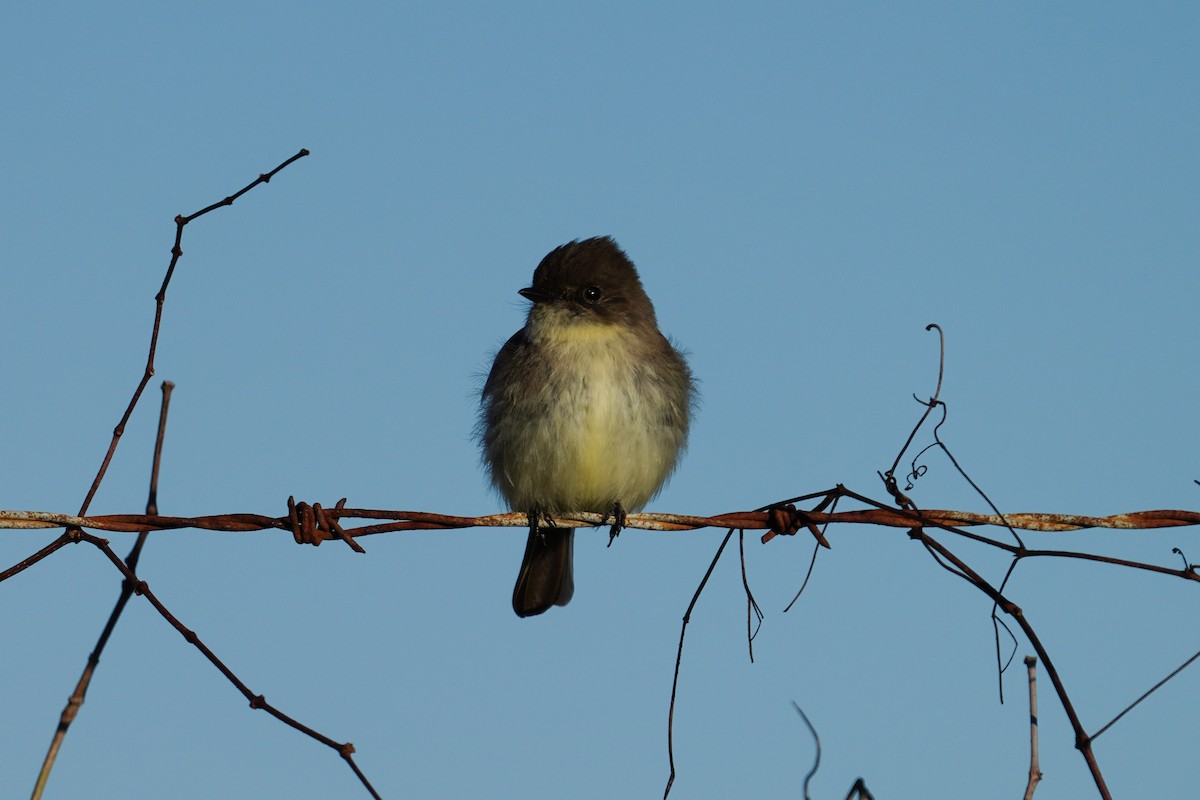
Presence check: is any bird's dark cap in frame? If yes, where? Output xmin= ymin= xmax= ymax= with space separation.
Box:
xmin=521 ymin=236 xmax=656 ymax=324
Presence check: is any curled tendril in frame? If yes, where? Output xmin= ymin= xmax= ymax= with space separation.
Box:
xmin=1172 ymin=547 xmax=1198 ymax=573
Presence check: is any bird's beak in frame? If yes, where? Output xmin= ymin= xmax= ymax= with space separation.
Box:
xmin=518 ymin=286 xmax=553 ymax=303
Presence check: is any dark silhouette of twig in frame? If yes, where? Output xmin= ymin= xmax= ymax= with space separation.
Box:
xmin=791 ymin=701 xmax=821 ymax=800
xmin=16 ymin=150 xmax=381 ymax=800
xmin=146 ymin=381 xmax=173 ymax=518
xmin=1090 ymin=646 xmax=1200 ymax=741
xmin=882 ymin=323 xmax=946 ymax=501
xmin=912 ymin=528 xmax=1112 ymax=798
xmin=67 ymin=528 xmax=382 ymax=799
xmin=872 ymin=323 xmax=1108 ymax=793
xmin=31 ymin=381 xmax=173 ymax=799
xmin=889 ymin=326 xmax=1033 ymax=705
xmin=991 ymin=560 xmax=1022 ymax=704
xmin=1170 ymin=546 xmax=1199 ymax=574
xmin=737 ymin=530 xmax=764 ymax=662
xmin=663 ymin=489 xmax=844 ymax=796
xmin=663 ymin=528 xmax=735 ymax=799
xmin=871 ymin=322 xmax=1200 ymax=796
xmin=782 ymin=541 xmax=821 ymax=613
xmin=844 ymin=777 xmax=876 ymax=800
xmin=74 ymin=148 xmax=309 ymax=519
xmin=781 ymin=492 xmax=837 ymax=613
xmin=0 ymin=534 xmax=72 ymax=583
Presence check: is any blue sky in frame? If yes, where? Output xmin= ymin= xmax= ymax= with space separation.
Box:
xmin=2 ymin=3 xmax=1197 ymax=798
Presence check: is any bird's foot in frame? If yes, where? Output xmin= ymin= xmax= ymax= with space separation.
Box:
xmin=605 ymin=502 xmax=627 ymax=548
xmin=527 ymin=507 xmax=555 ymax=540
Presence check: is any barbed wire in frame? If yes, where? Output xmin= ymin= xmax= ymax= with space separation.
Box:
xmin=4 ymin=503 xmax=1199 ymax=538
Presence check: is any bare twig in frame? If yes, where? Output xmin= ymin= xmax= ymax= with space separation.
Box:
xmin=881 ymin=323 xmax=946 ymax=502
xmin=792 ymin=702 xmax=821 ymax=800
xmin=781 ymin=541 xmax=821 ymax=614
xmin=781 ymin=492 xmax=838 ymax=613
xmin=31 ymin=381 xmax=174 ymax=800
xmin=737 ymin=530 xmax=764 ymax=663
xmin=663 ymin=529 xmax=735 ymax=799
xmin=912 ymin=528 xmax=1112 ymax=799
xmin=146 ymin=381 xmax=174 ymax=518
xmin=15 ymin=151 xmax=381 ymax=800
xmin=69 ymin=529 xmax=382 ymax=799
xmin=0 ymin=533 xmax=72 ymax=583
xmin=75 ymin=149 xmax=308 ymax=517
xmin=1091 ymin=646 xmax=1200 ymax=741
xmin=845 ymin=777 xmax=876 ymax=800
xmin=1023 ymin=656 xmax=1043 ymax=800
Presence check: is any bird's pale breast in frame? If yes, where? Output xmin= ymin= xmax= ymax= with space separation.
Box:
xmin=487 ymin=317 xmax=687 ymax=514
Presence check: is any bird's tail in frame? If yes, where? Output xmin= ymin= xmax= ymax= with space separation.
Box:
xmin=512 ymin=527 xmax=575 ymax=617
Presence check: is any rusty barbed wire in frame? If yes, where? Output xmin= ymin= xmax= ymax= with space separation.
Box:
xmin=4 ymin=502 xmax=1199 ymax=541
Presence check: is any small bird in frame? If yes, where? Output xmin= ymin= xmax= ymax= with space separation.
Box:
xmin=479 ymin=237 xmax=695 ymax=617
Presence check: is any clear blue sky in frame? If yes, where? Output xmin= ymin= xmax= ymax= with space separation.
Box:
xmin=2 ymin=3 xmax=1197 ymax=798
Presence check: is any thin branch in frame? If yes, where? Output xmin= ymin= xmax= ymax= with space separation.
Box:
xmin=0 ymin=533 xmax=73 ymax=583
xmin=782 ymin=492 xmax=838 ymax=613
xmin=883 ymin=323 xmax=946 ymax=492
xmin=663 ymin=529 xmax=735 ymax=799
xmin=1023 ymin=656 xmax=1043 ymax=800
xmin=31 ymin=381 xmax=174 ymax=799
xmin=737 ymin=530 xmax=764 ymax=662
xmin=792 ymin=702 xmax=821 ymax=800
xmin=922 ymin=387 xmax=1025 ymax=550
xmin=146 ymin=381 xmax=174 ymax=518
xmin=16 ymin=151 xmax=379 ymax=799
xmin=782 ymin=542 xmax=821 ymax=613
xmin=992 ymin=560 xmax=1022 ymax=704
xmin=71 ymin=529 xmax=381 ymax=800
xmin=1091 ymin=646 xmax=1200 ymax=741
xmin=74 ymin=149 xmax=309 ymax=517
xmin=912 ymin=528 xmax=1112 ymax=799
xmin=845 ymin=777 xmax=876 ymax=800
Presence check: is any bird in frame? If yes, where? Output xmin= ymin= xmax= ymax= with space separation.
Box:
xmin=479 ymin=236 xmax=695 ymax=617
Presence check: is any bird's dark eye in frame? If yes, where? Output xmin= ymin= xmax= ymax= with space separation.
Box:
xmin=582 ymin=285 xmax=603 ymax=303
